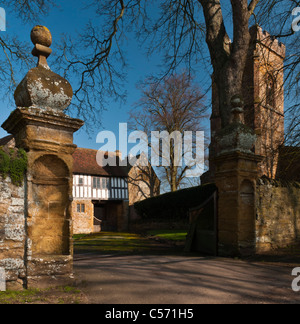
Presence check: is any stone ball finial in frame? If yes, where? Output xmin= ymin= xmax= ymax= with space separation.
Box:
xmin=31 ymin=26 xmax=53 ymax=65
xmin=231 ymin=94 xmax=244 ymax=109
xmin=231 ymin=95 xmax=244 ymax=124
xmin=216 ymin=94 xmax=256 ymax=155
xmin=31 ymin=26 xmax=52 ymax=47
xmin=14 ymin=25 xmax=73 ymax=112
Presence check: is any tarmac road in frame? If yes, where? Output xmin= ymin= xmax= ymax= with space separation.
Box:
xmin=74 ymin=253 xmax=300 ymax=304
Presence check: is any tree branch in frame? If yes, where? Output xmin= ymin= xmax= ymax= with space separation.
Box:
xmin=197 ymin=0 xmax=231 ymax=69
xmin=248 ymin=0 xmax=260 ymax=16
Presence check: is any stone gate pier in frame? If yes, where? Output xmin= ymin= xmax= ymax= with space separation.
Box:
xmin=213 ymin=96 xmax=262 ymax=256
xmin=1 ymin=26 xmax=83 ymax=289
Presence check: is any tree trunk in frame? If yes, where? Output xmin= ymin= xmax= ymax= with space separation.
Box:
xmin=199 ymin=0 xmax=252 ymax=127
xmin=170 ymin=167 xmax=178 ymax=192
xmin=216 ymin=61 xmax=248 ymax=127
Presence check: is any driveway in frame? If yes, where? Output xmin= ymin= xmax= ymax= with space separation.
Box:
xmin=74 ymin=253 xmax=300 ymax=304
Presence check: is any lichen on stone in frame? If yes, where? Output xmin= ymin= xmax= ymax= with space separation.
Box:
xmin=14 ymin=66 xmax=73 ymax=112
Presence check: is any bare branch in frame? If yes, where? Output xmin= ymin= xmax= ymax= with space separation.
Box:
xmin=248 ymin=0 xmax=260 ymax=16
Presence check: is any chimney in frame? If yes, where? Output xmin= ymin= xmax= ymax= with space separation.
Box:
xmin=115 ymin=150 xmax=122 ymax=160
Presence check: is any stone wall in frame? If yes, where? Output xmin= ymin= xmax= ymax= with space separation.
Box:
xmin=72 ymin=200 xmax=94 ymax=234
xmin=73 ymin=200 xmax=129 ymax=234
xmin=256 ymin=178 xmax=300 ymax=252
xmin=0 ymin=176 xmax=26 ymax=290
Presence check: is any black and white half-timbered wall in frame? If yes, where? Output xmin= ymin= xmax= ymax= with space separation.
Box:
xmin=72 ymin=148 xmax=129 ymax=233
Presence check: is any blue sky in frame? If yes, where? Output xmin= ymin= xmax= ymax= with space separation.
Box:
xmin=0 ymin=1 xmax=171 ymax=149
xmin=0 ymin=1 xmax=296 ymax=154
xmin=1 ymin=1 xmax=199 ymax=153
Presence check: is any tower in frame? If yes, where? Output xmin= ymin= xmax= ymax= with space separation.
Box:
xmin=209 ymin=26 xmax=286 ymax=179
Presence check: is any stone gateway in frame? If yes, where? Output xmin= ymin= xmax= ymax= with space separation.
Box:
xmin=0 ymin=26 xmax=83 ymax=289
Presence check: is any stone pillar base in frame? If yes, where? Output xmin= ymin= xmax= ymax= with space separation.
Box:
xmin=26 ymin=256 xmax=74 ymax=289
xmin=214 ymin=152 xmax=262 ymax=257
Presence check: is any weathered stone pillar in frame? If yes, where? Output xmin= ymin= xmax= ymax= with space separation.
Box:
xmin=213 ymin=96 xmax=262 ymax=257
xmin=2 ymin=26 xmax=84 ymax=288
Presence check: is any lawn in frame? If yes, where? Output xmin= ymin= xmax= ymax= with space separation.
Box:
xmin=146 ymin=229 xmax=188 ymax=241
xmin=74 ymin=232 xmax=152 ymax=253
xmin=73 ymin=231 xmax=187 ymax=254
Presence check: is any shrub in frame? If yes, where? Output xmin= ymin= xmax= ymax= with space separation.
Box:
xmin=0 ymin=149 xmax=10 ymax=177
xmin=0 ymin=147 xmax=28 ymax=186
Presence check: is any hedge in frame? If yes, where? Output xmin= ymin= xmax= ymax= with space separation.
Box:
xmin=134 ymin=183 xmax=217 ymax=220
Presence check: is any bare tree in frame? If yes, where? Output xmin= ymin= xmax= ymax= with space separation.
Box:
xmin=129 ymin=72 xmax=208 ymax=192
xmin=63 ymin=0 xmax=299 ymax=143
xmin=55 ymin=0 xmax=258 ymax=129
xmin=43 ymin=1 xmax=268 ymax=137
xmin=1 ymin=0 xmax=300 ymax=144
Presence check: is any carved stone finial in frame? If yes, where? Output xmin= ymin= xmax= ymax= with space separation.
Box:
xmin=31 ymin=25 xmax=53 ymax=69
xmin=14 ymin=26 xmax=73 ymax=112
xmin=230 ymin=95 xmax=244 ymax=124
xmin=216 ymin=95 xmax=256 ymax=155
xmin=31 ymin=25 xmax=52 ymax=47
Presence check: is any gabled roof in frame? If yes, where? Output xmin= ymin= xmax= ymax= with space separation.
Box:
xmin=72 ymin=148 xmax=128 ymax=178
xmin=0 ymin=135 xmax=14 ymax=147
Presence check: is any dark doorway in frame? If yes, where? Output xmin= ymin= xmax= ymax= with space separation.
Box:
xmin=93 ymin=204 xmax=105 ymax=232
xmin=93 ymin=201 xmax=121 ymax=232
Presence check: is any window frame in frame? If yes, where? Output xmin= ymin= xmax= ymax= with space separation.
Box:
xmin=77 ymin=203 xmax=85 ymax=213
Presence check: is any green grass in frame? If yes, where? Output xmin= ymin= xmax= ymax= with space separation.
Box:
xmin=74 ymin=232 xmax=154 ymax=253
xmin=74 ymin=231 xmax=187 ymax=254
xmin=0 ymin=286 xmax=86 ymax=304
xmin=147 ymin=230 xmax=188 ymax=241
xmin=0 ymin=289 xmax=39 ymax=304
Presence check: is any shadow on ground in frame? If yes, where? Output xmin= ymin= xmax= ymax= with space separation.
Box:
xmin=74 ymin=232 xmax=300 ymax=266
xmin=72 ymin=232 xmax=300 ymax=304
xmin=243 ymin=241 xmax=300 ymax=266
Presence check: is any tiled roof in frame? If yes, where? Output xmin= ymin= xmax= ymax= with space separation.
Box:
xmin=0 ymin=135 xmax=14 ymax=147
xmin=72 ymin=148 xmax=128 ymax=178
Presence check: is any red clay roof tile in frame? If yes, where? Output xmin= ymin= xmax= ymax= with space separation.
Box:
xmin=72 ymin=148 xmax=127 ymax=178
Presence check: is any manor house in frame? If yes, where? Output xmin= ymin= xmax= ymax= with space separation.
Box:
xmin=0 ymin=136 xmax=160 ymax=234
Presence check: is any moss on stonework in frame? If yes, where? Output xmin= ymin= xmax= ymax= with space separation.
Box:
xmin=0 ymin=147 xmax=27 ymax=186
xmin=217 ymin=122 xmax=255 ymax=137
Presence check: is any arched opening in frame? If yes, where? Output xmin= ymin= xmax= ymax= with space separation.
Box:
xmin=30 ymin=155 xmax=70 ymax=256
xmin=240 ymin=180 xmax=255 ymax=206
xmin=239 ymin=180 xmax=255 ymax=253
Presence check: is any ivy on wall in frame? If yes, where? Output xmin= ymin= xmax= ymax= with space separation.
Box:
xmin=0 ymin=148 xmax=28 ymax=186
